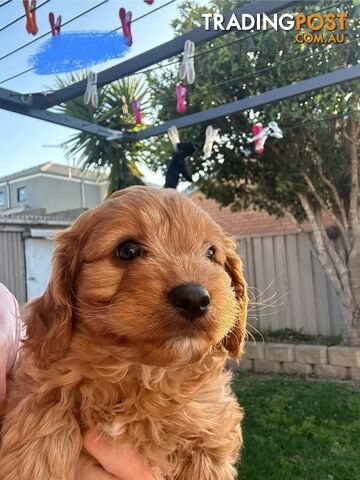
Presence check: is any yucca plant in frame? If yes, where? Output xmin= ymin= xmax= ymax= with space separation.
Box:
xmin=55 ymin=72 xmax=149 ymax=195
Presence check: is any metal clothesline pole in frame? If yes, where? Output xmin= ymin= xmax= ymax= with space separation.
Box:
xmin=1 ymin=65 xmax=359 ymax=142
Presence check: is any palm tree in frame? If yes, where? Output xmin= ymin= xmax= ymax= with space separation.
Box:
xmin=55 ymin=72 xmax=148 ymax=196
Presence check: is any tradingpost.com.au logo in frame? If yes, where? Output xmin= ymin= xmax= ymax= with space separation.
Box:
xmin=202 ymin=12 xmax=349 ymax=44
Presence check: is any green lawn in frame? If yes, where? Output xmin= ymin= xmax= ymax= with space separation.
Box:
xmin=232 ymin=374 xmax=360 ymax=480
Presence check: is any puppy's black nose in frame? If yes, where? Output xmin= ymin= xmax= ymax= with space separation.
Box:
xmin=169 ymin=283 xmax=210 ymax=320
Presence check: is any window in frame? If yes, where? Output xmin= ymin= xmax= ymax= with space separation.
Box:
xmin=0 ymin=191 xmax=5 ymax=206
xmin=17 ymin=186 xmax=26 ymax=202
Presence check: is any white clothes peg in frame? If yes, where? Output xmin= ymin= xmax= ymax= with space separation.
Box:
xmin=268 ymin=121 xmax=283 ymax=139
xmin=84 ymin=71 xmax=98 ymax=108
xmin=203 ymin=125 xmax=218 ymax=157
xmin=167 ymin=125 xmax=180 ymax=146
xmin=250 ymin=121 xmax=283 ymax=153
xmin=179 ymin=40 xmax=195 ymax=84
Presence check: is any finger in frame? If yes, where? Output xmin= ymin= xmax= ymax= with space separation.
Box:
xmin=83 ymin=430 xmax=156 ymax=480
xmin=75 ymin=455 xmax=118 ymax=480
xmin=0 ymin=346 xmax=7 ymax=404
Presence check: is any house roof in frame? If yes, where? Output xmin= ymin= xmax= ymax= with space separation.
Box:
xmin=0 ymin=213 xmax=72 ymax=227
xmin=0 ymin=162 xmax=107 ymax=184
xmin=0 ymin=204 xmax=89 ymax=227
xmin=188 ymin=190 xmax=299 ymax=237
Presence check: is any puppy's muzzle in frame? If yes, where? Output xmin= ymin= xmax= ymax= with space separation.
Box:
xmin=169 ymin=283 xmax=211 ymax=320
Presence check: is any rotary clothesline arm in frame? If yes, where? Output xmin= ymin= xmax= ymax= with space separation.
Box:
xmin=1 ymin=64 xmax=358 ymax=142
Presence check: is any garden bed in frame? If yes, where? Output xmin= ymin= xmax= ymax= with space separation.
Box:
xmin=251 ymin=328 xmax=342 ymax=346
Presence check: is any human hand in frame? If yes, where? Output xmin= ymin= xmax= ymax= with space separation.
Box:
xmin=0 ymin=284 xmax=20 ymax=405
xmin=0 ymin=333 xmax=8 ymax=403
xmin=75 ymin=430 xmax=157 ymax=480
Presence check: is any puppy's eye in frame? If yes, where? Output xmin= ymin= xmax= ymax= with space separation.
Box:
xmin=205 ymin=247 xmax=215 ymax=261
xmin=116 ymin=240 xmax=143 ymax=261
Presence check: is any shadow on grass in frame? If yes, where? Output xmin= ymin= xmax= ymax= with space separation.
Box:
xmin=233 ymin=374 xmax=360 ymax=480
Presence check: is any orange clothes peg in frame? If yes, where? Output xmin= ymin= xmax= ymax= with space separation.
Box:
xmin=23 ymin=0 xmax=38 ymax=35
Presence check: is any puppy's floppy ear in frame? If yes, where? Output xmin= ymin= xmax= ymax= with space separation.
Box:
xmin=109 ymin=189 xmax=127 ymax=199
xmin=222 ymin=238 xmax=248 ymax=358
xmin=23 ymin=227 xmax=80 ymax=368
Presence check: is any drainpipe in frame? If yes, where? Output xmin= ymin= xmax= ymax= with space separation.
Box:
xmin=80 ymin=180 xmax=85 ymax=208
xmin=6 ymin=181 xmax=10 ymax=208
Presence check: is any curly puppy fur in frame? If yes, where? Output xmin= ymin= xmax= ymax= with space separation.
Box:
xmin=0 ymin=186 xmax=247 ymax=480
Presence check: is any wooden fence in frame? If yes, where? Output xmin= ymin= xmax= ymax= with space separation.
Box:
xmin=236 ymin=232 xmax=343 ymax=337
xmin=0 ymin=227 xmax=26 ymax=304
xmin=0 ymin=226 xmax=344 ymax=337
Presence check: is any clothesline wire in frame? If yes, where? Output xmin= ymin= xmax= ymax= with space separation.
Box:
xmin=0 ymin=0 xmax=109 ymax=64
xmin=65 ymin=37 xmax=359 ymax=133
xmin=0 ymin=0 xmax=178 ymax=84
xmin=0 ymin=0 xmax=12 ymax=8
xmin=164 ymin=109 xmax=360 ymax=153
xmin=0 ymin=0 xmax=50 ymax=33
xmin=110 ymin=0 xmax=177 ymax=33
xmin=138 ymin=37 xmax=359 ymax=114
xmin=1 ymin=0 xmax=351 ymax=89
xmin=282 ymin=109 xmax=360 ymax=132
xmin=1 ymin=29 xmax=263 ymax=88
xmin=137 ymin=0 xmax=353 ymax=80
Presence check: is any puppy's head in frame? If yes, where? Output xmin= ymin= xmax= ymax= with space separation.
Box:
xmin=24 ymin=187 xmax=247 ymax=367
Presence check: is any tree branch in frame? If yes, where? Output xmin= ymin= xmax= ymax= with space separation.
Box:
xmin=298 ymin=193 xmax=351 ymax=304
xmin=344 ymin=116 xmax=360 ymax=244
xmin=303 ymin=173 xmax=351 ymax=254
xmin=314 ymin=153 xmax=350 ymax=241
xmin=344 ymin=116 xmax=360 ymax=309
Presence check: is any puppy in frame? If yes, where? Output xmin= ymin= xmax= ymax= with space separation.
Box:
xmin=0 ymin=186 xmax=247 ymax=480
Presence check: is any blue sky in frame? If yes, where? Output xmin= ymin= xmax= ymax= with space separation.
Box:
xmin=0 ymin=0 xmax=190 ymax=183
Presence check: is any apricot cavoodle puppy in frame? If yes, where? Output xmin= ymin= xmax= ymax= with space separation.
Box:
xmin=0 ymin=186 xmax=247 ymax=480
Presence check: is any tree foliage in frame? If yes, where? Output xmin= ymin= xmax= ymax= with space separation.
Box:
xmin=56 ymin=72 xmax=148 ymax=195
xmin=148 ymin=0 xmax=360 ymax=344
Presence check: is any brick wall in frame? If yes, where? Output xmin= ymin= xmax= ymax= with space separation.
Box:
xmin=228 ymin=342 xmax=360 ymax=381
xmin=188 ymin=191 xmax=299 ymax=236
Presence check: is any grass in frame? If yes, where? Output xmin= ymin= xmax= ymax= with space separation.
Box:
xmin=232 ymin=374 xmax=360 ymax=480
xmin=251 ymin=328 xmax=343 ymax=346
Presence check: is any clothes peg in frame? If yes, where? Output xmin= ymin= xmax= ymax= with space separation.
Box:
xmin=176 ymin=83 xmax=187 ymax=113
xmin=84 ymin=71 xmax=98 ymax=109
xmin=267 ymin=121 xmax=283 ymax=139
xmin=121 ymin=95 xmax=129 ymax=115
xmin=179 ymin=40 xmax=195 ymax=84
xmin=131 ymin=99 xmax=141 ymax=125
xmin=241 ymin=147 xmax=252 ymax=157
xmin=23 ymin=0 xmax=38 ymax=35
xmin=252 ymin=123 xmax=265 ymax=153
xmin=167 ymin=126 xmax=180 ymax=146
xmin=49 ymin=12 xmax=61 ymax=36
xmin=144 ymin=0 xmax=154 ymax=4
xmin=251 ymin=121 xmax=283 ymax=153
xmin=203 ymin=125 xmax=218 ymax=157
xmin=119 ymin=7 xmax=132 ymax=47
xmin=164 ymin=142 xmax=196 ymax=189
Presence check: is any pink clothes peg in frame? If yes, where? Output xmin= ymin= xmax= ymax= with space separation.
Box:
xmin=131 ymin=99 xmax=141 ymax=125
xmin=251 ymin=121 xmax=283 ymax=153
xmin=176 ymin=83 xmax=187 ymax=113
xmin=119 ymin=7 xmax=133 ymax=46
xmin=49 ymin=12 xmax=62 ymax=36
xmin=144 ymin=0 xmax=154 ymax=4
xmin=252 ymin=123 xmax=265 ymax=153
